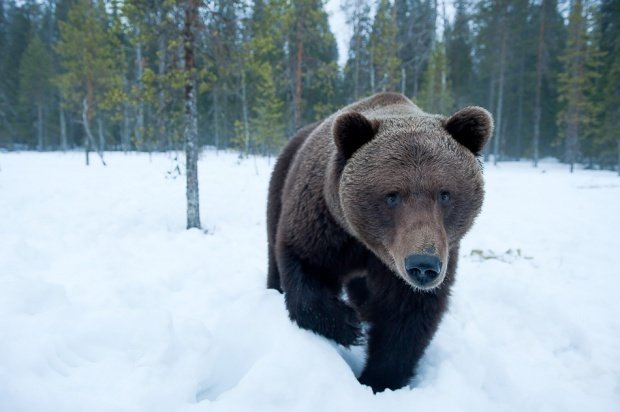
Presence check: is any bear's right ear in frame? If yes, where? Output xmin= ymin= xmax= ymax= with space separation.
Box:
xmin=444 ymin=107 xmax=494 ymax=156
xmin=333 ymin=111 xmax=379 ymax=160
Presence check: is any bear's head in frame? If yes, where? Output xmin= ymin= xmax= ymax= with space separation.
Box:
xmin=329 ymin=106 xmax=493 ymax=290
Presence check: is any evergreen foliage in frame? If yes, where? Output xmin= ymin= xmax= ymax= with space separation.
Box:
xmin=0 ymin=0 xmax=617 ymax=171
xmin=343 ymin=0 xmax=373 ymax=102
xmin=556 ymin=0 xmax=602 ymax=172
xmin=445 ymin=0 xmax=473 ymax=109
xmin=369 ymin=0 xmax=401 ymax=93
xmin=417 ymin=41 xmax=453 ymax=114
xmin=18 ymin=34 xmax=52 ymax=150
xmin=395 ymin=0 xmax=436 ymax=96
xmin=56 ymin=0 xmax=123 ymax=159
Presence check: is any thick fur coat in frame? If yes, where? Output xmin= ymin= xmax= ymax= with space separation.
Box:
xmin=267 ymin=92 xmax=493 ymax=392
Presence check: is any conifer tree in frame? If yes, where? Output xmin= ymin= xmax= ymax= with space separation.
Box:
xmin=395 ymin=0 xmax=436 ymax=97
xmin=597 ymin=0 xmax=620 ymax=172
xmin=369 ymin=0 xmax=401 ymax=93
xmin=342 ymin=0 xmax=373 ymax=101
xmin=18 ymin=35 xmax=52 ymax=150
xmin=1 ymin=1 xmax=33 ymax=147
xmin=245 ymin=0 xmax=286 ymax=155
xmin=56 ymin=0 xmax=122 ymax=165
xmin=251 ymin=62 xmax=285 ymax=156
xmin=417 ymin=40 xmax=453 ymax=114
xmin=286 ymin=0 xmax=339 ymax=129
xmin=445 ymin=0 xmax=473 ymax=108
xmin=0 ymin=0 xmax=11 ymax=146
xmin=557 ymin=0 xmax=601 ymax=172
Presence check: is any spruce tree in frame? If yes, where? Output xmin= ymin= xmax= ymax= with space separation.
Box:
xmin=597 ymin=0 xmax=620 ymax=171
xmin=342 ymin=0 xmax=373 ymax=101
xmin=395 ymin=0 xmax=436 ymax=97
xmin=445 ymin=0 xmax=473 ymax=108
xmin=417 ymin=41 xmax=453 ymax=114
xmin=245 ymin=0 xmax=286 ymax=155
xmin=557 ymin=0 xmax=601 ymax=172
xmin=1 ymin=1 xmax=33 ymax=147
xmin=0 ymin=0 xmax=9 ymax=146
xmin=369 ymin=0 xmax=401 ymax=93
xmin=286 ymin=0 xmax=339 ymax=128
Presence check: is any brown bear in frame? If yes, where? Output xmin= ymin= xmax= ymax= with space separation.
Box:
xmin=266 ymin=92 xmax=493 ymax=393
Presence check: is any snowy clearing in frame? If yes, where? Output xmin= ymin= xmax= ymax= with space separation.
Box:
xmin=0 ymin=151 xmax=619 ymax=412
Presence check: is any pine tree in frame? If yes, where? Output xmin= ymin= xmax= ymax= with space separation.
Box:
xmin=123 ymin=0 xmax=185 ymax=151
xmin=18 ymin=34 xmax=53 ymax=150
xmin=56 ymin=0 xmax=123 ymax=165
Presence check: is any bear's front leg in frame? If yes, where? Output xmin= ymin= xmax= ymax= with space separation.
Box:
xmin=358 ymin=268 xmax=449 ymax=392
xmin=278 ymin=245 xmax=362 ymax=347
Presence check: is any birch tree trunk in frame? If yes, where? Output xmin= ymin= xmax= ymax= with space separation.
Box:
xmin=157 ymin=26 xmax=167 ymax=149
xmin=82 ymin=98 xmax=106 ymax=166
xmin=532 ymin=0 xmax=546 ymax=168
xmin=36 ymin=104 xmax=43 ymax=151
xmin=353 ymin=29 xmax=360 ymax=99
xmin=370 ymin=50 xmax=376 ymax=93
xmin=515 ymin=61 xmax=524 ymax=161
xmin=294 ymin=40 xmax=303 ymax=129
xmin=60 ymin=103 xmax=67 ymax=151
xmin=493 ymin=31 xmax=507 ymax=166
xmin=122 ymin=75 xmax=131 ymax=152
xmin=184 ymin=0 xmax=201 ymax=230
xmin=241 ymin=69 xmax=250 ymax=157
xmin=212 ymin=88 xmax=220 ymax=151
xmin=135 ymin=38 xmax=145 ymax=147
xmin=617 ymin=139 xmax=619 ymax=176
xmin=97 ymin=116 xmax=105 ymax=153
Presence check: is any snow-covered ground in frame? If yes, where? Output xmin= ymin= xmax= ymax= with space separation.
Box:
xmin=0 ymin=151 xmax=618 ymax=412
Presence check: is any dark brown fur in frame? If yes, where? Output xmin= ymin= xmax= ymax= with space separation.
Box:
xmin=266 ymin=92 xmax=493 ymax=392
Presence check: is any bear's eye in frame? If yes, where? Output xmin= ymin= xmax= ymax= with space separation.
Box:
xmin=438 ymin=191 xmax=451 ymax=205
xmin=385 ymin=192 xmax=401 ymax=208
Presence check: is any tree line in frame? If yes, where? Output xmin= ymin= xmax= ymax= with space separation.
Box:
xmin=0 ymin=0 xmax=618 ymax=172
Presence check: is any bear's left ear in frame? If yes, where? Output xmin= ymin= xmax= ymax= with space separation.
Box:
xmin=333 ymin=111 xmax=379 ymax=160
xmin=443 ymin=107 xmax=494 ymax=156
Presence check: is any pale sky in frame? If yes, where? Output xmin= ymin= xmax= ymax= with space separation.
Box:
xmin=325 ymin=0 xmax=455 ymax=67
xmin=325 ymin=0 xmax=351 ymax=67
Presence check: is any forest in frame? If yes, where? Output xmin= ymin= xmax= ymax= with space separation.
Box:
xmin=0 ymin=0 xmax=618 ymax=171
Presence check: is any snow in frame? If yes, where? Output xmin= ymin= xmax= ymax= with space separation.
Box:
xmin=0 ymin=151 xmax=619 ymax=412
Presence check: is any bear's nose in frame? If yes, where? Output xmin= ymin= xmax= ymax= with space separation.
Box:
xmin=404 ymin=254 xmax=442 ymax=286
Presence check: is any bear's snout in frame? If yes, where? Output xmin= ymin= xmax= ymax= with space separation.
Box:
xmin=404 ymin=254 xmax=442 ymax=288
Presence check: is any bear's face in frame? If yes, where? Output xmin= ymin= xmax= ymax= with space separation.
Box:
xmin=333 ymin=108 xmax=493 ymax=290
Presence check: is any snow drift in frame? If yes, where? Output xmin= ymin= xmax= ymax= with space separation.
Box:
xmin=0 ymin=152 xmax=618 ymax=412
